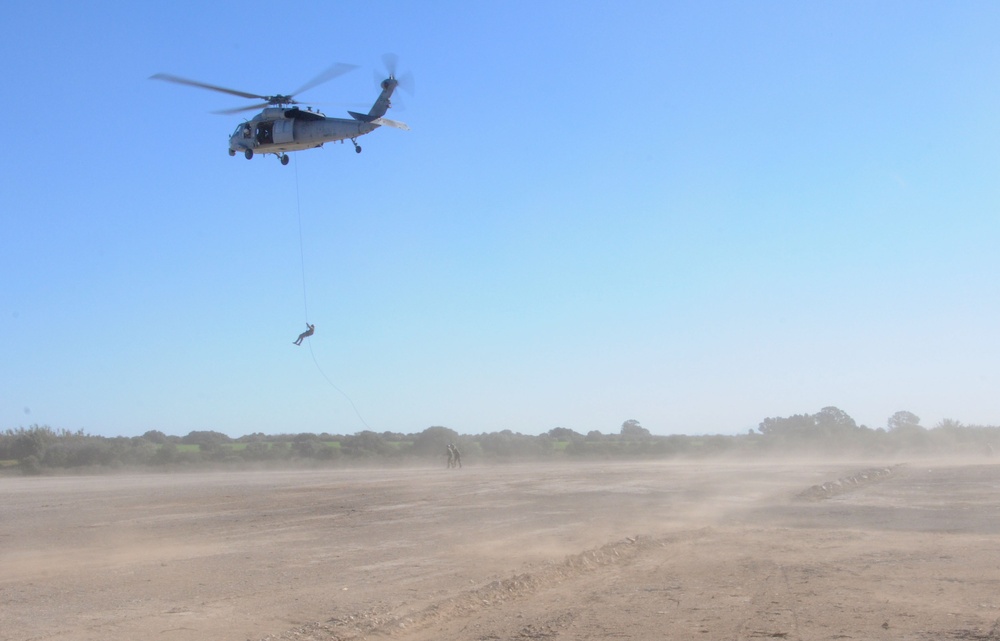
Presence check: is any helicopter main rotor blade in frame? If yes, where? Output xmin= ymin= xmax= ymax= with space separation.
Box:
xmin=291 ymin=62 xmax=359 ymax=98
xmin=213 ymin=102 xmax=271 ymax=115
xmin=150 ymin=73 xmax=266 ymax=101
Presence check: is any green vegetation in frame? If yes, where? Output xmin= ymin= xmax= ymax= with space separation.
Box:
xmin=2 ymin=407 xmax=998 ymax=475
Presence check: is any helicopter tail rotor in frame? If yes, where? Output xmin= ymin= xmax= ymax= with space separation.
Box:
xmin=376 ymin=53 xmax=415 ymax=96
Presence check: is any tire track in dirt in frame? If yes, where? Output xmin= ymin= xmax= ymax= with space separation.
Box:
xmin=256 ymin=532 xmax=697 ymax=641
xmin=731 ymin=560 xmax=800 ymax=641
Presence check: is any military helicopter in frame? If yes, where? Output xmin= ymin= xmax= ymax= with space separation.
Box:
xmin=151 ymin=56 xmax=411 ymax=165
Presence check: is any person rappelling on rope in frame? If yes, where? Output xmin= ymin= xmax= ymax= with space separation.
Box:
xmin=293 ymin=323 xmax=315 ymax=346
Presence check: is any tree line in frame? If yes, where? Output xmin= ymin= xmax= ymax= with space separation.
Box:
xmin=1 ymin=407 xmax=997 ymax=475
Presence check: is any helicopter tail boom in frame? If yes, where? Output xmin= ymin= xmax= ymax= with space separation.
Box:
xmin=347 ymin=111 xmax=376 ymax=123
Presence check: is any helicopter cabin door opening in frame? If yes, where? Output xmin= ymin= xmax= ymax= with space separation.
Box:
xmin=255 ymin=122 xmax=274 ymax=145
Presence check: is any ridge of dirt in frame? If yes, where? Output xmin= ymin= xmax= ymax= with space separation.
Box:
xmin=795 ymin=464 xmax=901 ymax=501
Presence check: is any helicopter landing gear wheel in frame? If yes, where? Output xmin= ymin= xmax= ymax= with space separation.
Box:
xmin=351 ymin=138 xmax=362 ymax=154
xmin=280 ymin=154 xmax=289 ymax=165
xmin=244 ymin=149 xmax=254 ymax=160
xmin=229 ymin=149 xmax=235 ymax=157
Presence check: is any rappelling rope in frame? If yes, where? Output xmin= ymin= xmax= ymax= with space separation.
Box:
xmin=294 ymin=157 xmax=309 ymax=323
xmin=307 ymin=340 xmax=372 ymax=430
xmin=292 ymin=155 xmax=372 ymax=431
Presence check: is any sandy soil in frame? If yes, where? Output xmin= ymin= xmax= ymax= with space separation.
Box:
xmin=2 ymin=459 xmax=999 ymax=641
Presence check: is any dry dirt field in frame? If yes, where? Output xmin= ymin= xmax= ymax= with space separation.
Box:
xmin=2 ymin=459 xmax=1000 ymax=641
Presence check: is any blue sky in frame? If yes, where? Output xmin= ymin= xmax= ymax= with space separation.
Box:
xmin=3 ymin=1 xmax=999 ymax=438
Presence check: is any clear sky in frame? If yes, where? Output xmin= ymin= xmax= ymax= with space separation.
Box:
xmin=3 ymin=1 xmax=999 ymax=438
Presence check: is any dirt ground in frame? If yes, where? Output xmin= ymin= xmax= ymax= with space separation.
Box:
xmin=2 ymin=459 xmax=1000 ymax=641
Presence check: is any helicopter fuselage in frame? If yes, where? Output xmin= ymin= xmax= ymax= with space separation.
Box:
xmin=229 ymin=107 xmax=379 ymax=156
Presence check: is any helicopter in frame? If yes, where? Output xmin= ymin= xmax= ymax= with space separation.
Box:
xmin=151 ymin=56 xmax=411 ymax=165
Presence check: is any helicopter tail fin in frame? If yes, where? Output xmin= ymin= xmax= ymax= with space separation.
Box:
xmin=365 ymin=78 xmax=398 ymax=120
